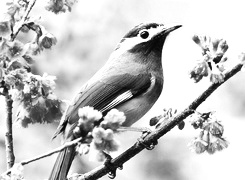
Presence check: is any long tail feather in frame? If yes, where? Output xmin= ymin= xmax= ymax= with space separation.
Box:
xmin=49 ymin=145 xmax=76 ymax=180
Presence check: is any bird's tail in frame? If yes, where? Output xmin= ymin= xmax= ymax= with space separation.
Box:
xmin=49 ymin=145 xmax=76 ymax=180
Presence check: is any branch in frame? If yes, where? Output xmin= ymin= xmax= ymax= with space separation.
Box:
xmin=80 ymin=63 xmax=243 ymax=180
xmin=1 ymin=63 xmax=241 ymax=178
xmin=4 ymin=93 xmax=14 ymax=169
xmin=11 ymin=0 xmax=37 ymax=41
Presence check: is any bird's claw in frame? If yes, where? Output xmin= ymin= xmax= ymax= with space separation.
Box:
xmin=141 ymin=128 xmax=152 ymax=138
xmin=103 ymin=151 xmax=123 ymax=179
xmin=137 ymin=137 xmax=158 ymax=150
xmin=137 ymin=128 xmax=158 ymax=151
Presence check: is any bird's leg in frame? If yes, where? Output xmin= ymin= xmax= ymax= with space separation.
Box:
xmin=118 ymin=127 xmax=158 ymax=150
xmin=103 ymin=151 xmax=123 ymax=179
xmin=117 ymin=126 xmax=152 ymax=134
xmin=137 ymin=136 xmax=158 ymax=150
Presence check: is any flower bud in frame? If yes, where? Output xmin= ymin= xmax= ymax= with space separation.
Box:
xmin=211 ymin=38 xmax=221 ymax=51
xmin=27 ymin=42 xmax=41 ymax=55
xmin=102 ymin=109 xmax=126 ymax=131
xmin=210 ymin=72 xmax=224 ymax=84
xmin=78 ymin=106 xmax=102 ymax=121
xmin=20 ymin=25 xmax=30 ymax=33
xmin=207 ymin=142 xmax=217 ymax=154
xmin=11 ymin=163 xmax=24 ymax=180
xmin=149 ymin=116 xmax=161 ymax=126
xmin=0 ymin=21 xmax=11 ymax=36
xmin=39 ymin=33 xmax=57 ymax=49
xmin=178 ymin=121 xmax=185 ymax=130
xmin=192 ymin=35 xmax=201 ymax=45
xmin=216 ymin=39 xmax=228 ymax=56
xmin=189 ymin=137 xmax=207 ymax=154
xmin=209 ymin=121 xmax=224 ymax=136
xmin=6 ymin=40 xmax=25 ymax=59
xmin=77 ymin=144 xmax=90 ymax=155
xmin=189 ymin=61 xmax=209 ymax=83
xmin=215 ymin=137 xmax=229 ymax=151
xmin=45 ymin=0 xmax=65 ymax=14
xmin=73 ymin=127 xmax=81 ymax=136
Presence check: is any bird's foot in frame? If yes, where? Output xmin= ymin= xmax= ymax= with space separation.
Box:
xmin=118 ymin=126 xmax=157 ymax=150
xmin=103 ymin=151 xmax=123 ymax=179
xmin=137 ymin=129 xmax=158 ymax=150
xmin=137 ymin=137 xmax=158 ymax=150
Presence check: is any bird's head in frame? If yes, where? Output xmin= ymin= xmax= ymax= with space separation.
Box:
xmin=109 ymin=23 xmax=181 ymax=72
xmin=114 ymin=23 xmax=182 ymax=57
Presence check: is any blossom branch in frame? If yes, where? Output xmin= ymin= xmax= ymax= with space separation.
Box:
xmin=2 ymin=0 xmax=37 ymax=170
xmin=79 ymin=62 xmax=243 ymax=180
xmin=11 ymin=0 xmax=37 ymax=41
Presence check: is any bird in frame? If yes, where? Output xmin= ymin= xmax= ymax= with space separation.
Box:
xmin=49 ymin=22 xmax=181 ymax=180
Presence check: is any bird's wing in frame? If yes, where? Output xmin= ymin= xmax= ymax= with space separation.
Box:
xmin=53 ymin=73 xmax=152 ymax=138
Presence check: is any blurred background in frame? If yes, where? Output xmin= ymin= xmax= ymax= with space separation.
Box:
xmin=1 ymin=0 xmax=245 ymax=179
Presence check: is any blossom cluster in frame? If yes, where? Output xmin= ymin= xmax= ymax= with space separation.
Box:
xmin=190 ymin=35 xmax=229 ymax=83
xmin=75 ymin=107 xmax=126 ymax=162
xmin=188 ymin=111 xmax=228 ymax=154
xmin=45 ymin=0 xmax=78 ymax=14
xmin=9 ymin=72 xmax=65 ymax=127
xmin=0 ymin=163 xmax=25 ymax=180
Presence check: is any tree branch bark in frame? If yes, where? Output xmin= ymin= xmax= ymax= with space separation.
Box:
xmin=4 ymin=94 xmax=14 ymax=169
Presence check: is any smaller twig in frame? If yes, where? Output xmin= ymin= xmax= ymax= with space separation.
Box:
xmin=1 ymin=137 xmax=82 ymax=176
xmin=11 ymin=0 xmax=37 ymax=41
xmin=5 ymin=93 xmax=14 ymax=169
xmin=21 ymin=137 xmax=82 ymax=166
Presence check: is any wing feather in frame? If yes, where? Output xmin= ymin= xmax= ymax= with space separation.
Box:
xmin=54 ymin=73 xmax=152 ymax=138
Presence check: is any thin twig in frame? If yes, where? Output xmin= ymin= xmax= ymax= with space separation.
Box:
xmin=21 ymin=137 xmax=82 ymax=166
xmin=1 ymin=137 xmax=82 ymax=176
xmin=80 ymin=63 xmax=243 ymax=180
xmin=11 ymin=0 xmax=37 ymax=41
xmin=4 ymin=93 xmax=14 ymax=169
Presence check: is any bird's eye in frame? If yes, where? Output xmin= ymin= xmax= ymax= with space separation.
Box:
xmin=140 ymin=31 xmax=149 ymax=39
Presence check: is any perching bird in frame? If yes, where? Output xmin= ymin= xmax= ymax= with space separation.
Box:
xmin=49 ymin=22 xmax=181 ymax=180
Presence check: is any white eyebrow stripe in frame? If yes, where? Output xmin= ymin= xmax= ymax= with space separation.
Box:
xmin=110 ymin=25 xmax=164 ymax=60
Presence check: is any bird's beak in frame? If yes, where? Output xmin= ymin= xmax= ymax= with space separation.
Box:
xmin=152 ymin=24 xmax=182 ymax=41
xmin=163 ymin=24 xmax=182 ymax=34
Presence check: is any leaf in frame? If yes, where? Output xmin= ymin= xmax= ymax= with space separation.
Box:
xmin=22 ymin=54 xmax=34 ymax=64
